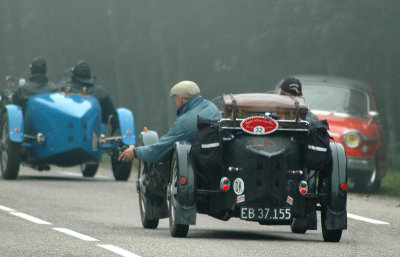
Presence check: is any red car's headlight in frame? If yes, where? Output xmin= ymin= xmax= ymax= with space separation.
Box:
xmin=343 ymin=130 xmax=361 ymax=148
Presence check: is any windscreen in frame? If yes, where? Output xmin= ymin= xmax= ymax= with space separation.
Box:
xmin=302 ymin=84 xmax=369 ymax=117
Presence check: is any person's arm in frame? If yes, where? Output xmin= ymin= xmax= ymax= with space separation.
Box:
xmin=119 ymin=118 xmax=186 ymax=163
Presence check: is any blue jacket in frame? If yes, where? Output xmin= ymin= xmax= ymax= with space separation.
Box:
xmin=135 ymin=96 xmax=221 ymax=162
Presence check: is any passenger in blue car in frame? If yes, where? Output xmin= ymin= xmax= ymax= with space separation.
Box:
xmin=62 ymin=60 xmax=118 ymax=133
xmin=119 ymin=80 xmax=221 ymax=163
xmin=12 ymin=57 xmax=58 ymax=111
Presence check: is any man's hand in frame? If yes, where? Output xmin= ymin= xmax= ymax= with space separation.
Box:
xmin=118 ymin=145 xmax=136 ymax=162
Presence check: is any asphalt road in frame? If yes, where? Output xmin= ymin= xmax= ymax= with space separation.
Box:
xmin=0 ymin=165 xmax=399 ymax=257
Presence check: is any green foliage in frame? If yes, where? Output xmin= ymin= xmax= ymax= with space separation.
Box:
xmin=1 ymin=0 xmax=400 ymax=169
xmin=380 ymin=159 xmax=400 ymax=197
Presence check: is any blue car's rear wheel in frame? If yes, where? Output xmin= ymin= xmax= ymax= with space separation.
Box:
xmin=80 ymin=163 xmax=99 ymax=177
xmin=111 ymin=157 xmax=132 ymax=181
xmin=0 ymin=112 xmax=21 ymax=180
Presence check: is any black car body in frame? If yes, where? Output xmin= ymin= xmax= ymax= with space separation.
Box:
xmin=137 ymin=93 xmax=348 ymax=242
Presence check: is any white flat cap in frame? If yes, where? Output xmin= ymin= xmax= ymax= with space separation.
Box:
xmin=170 ymin=80 xmax=200 ymax=99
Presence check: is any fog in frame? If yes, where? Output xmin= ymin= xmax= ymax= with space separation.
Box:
xmin=1 ymin=0 xmax=399 ymax=157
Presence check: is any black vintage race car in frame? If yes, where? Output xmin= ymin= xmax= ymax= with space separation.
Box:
xmin=136 ymin=93 xmax=347 ymax=242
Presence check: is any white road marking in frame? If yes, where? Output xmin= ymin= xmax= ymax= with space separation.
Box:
xmin=61 ymin=172 xmax=82 ymax=177
xmin=348 ymin=213 xmax=389 ymax=225
xmin=61 ymin=172 xmax=109 ymax=179
xmin=0 ymin=205 xmax=16 ymax=212
xmin=53 ymin=227 xmax=99 ymax=241
xmin=2 ymin=204 xmax=139 ymax=256
xmin=98 ymin=244 xmax=142 ymax=257
xmin=10 ymin=212 xmax=52 ymax=225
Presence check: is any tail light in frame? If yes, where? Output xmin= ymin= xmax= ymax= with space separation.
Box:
xmin=36 ymin=133 xmax=45 ymax=144
xmin=289 ymin=170 xmax=304 ymax=176
xmin=220 ymin=177 xmax=230 ymax=192
xmin=180 ymin=176 xmax=187 ymax=185
xmin=228 ymin=166 xmax=242 ymax=172
xmin=99 ymin=134 xmax=106 ymax=144
xmin=299 ymin=180 xmax=308 ymax=195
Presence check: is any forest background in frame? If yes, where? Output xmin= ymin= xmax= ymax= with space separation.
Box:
xmin=1 ymin=1 xmax=399 ymax=188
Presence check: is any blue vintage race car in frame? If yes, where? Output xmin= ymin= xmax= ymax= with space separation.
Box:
xmin=0 ymin=91 xmax=136 ymax=180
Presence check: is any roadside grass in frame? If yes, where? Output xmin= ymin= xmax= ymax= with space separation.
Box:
xmin=379 ymin=167 xmax=400 ymax=198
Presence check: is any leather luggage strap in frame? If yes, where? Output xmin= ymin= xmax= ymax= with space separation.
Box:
xmin=229 ymin=94 xmax=237 ymax=122
xmin=291 ymin=96 xmax=300 ymax=123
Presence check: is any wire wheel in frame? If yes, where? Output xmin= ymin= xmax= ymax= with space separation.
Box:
xmin=1 ymin=112 xmax=21 ymax=180
xmin=168 ymin=153 xmax=189 ymax=237
xmin=138 ymin=160 xmax=159 ymax=229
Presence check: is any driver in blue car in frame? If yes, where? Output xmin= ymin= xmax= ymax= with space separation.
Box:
xmin=118 ymin=80 xmax=221 ymax=163
xmin=12 ymin=57 xmax=58 ymax=111
xmin=62 ymin=60 xmax=118 ymax=133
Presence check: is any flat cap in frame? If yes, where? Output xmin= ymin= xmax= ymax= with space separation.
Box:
xmin=170 ymin=80 xmax=200 ymax=99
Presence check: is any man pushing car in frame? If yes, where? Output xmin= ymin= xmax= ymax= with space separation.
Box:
xmin=118 ymin=80 xmax=221 ymax=163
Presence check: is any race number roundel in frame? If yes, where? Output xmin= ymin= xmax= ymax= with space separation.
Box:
xmin=233 ymin=178 xmax=245 ymax=195
xmin=240 ymin=116 xmax=279 ymax=135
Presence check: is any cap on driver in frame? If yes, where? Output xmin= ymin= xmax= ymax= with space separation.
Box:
xmin=170 ymin=80 xmax=200 ymax=99
xmin=280 ymin=77 xmax=302 ymax=96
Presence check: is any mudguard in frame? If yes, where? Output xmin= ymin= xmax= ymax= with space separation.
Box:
xmin=4 ymin=105 xmax=24 ymax=143
xmin=174 ymin=141 xmax=197 ymax=225
xmin=137 ymin=130 xmax=168 ymax=220
xmin=139 ymin=129 xmax=158 ymax=146
xmin=326 ymin=142 xmax=347 ymax=230
xmin=117 ymin=108 xmax=136 ymax=145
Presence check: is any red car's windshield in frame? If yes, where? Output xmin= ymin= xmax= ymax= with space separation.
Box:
xmin=302 ymin=84 xmax=369 ymax=117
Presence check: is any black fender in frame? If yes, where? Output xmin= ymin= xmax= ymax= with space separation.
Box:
xmin=326 ymin=142 xmax=347 ymax=230
xmin=136 ymin=129 xmax=159 ymax=192
xmin=139 ymin=129 xmax=159 ymax=146
xmin=174 ymin=141 xmax=197 ymax=225
xmin=136 ymin=130 xmax=169 ymax=220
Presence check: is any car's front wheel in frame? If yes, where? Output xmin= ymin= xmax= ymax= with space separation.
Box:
xmin=354 ymin=160 xmax=381 ymax=193
xmin=1 ymin=112 xmax=21 ymax=180
xmin=111 ymin=157 xmax=132 ymax=181
xmin=138 ymin=160 xmax=159 ymax=229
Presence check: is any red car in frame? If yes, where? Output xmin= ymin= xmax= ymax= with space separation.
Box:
xmin=278 ymin=75 xmax=387 ymax=192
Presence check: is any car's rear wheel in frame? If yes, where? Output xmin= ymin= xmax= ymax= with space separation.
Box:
xmin=319 ymin=174 xmax=342 ymax=242
xmin=168 ymin=152 xmax=189 ymax=237
xmin=111 ymin=157 xmax=132 ymax=181
xmin=290 ymin=218 xmax=307 ymax=234
xmin=80 ymin=163 xmax=99 ymax=177
xmin=138 ymin=160 xmax=159 ymax=229
xmin=1 ymin=112 xmax=21 ymax=180
xmin=321 ymin=205 xmax=342 ymax=242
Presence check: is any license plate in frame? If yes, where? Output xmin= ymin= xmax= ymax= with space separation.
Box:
xmin=240 ymin=207 xmax=291 ymax=221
